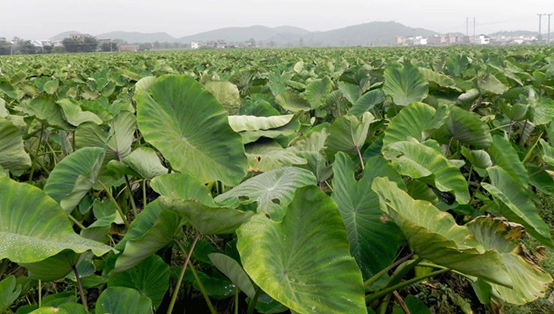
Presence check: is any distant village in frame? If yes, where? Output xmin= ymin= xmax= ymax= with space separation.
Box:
xmin=0 ymin=31 xmax=547 ymax=55
xmin=396 ymin=33 xmax=539 ymax=46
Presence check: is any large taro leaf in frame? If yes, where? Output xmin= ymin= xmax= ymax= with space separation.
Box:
xmin=371 ymin=178 xmax=511 ymax=287
xmin=75 ymin=110 xmax=136 ymax=163
xmin=57 ymin=99 xmax=103 ymax=126
xmin=107 ymin=147 xmax=167 ymax=180
xmin=208 ymin=253 xmax=256 ymax=299
xmin=275 ymin=92 xmax=312 ymax=112
xmin=159 ymin=197 xmax=254 ymax=235
xmin=467 ymin=216 xmax=553 ymax=304
xmin=288 ymin=127 xmax=333 ymax=182
xmin=214 ymin=167 xmax=317 ymax=221
xmin=245 ymin=141 xmax=307 ymax=172
xmin=0 ymin=118 xmax=32 ymax=171
xmin=16 ymin=97 xmax=72 ymax=130
xmin=482 ymin=166 xmax=553 ymax=247
xmin=477 ymin=74 xmax=509 ymax=95
xmin=338 ymin=81 xmax=360 ymax=105
xmin=349 ymin=89 xmax=386 ymax=116
xmin=0 ymin=177 xmax=113 ymax=264
xmin=331 ymin=153 xmax=403 ymax=279
xmin=445 ymin=105 xmax=492 ymax=148
xmin=418 ymin=67 xmax=462 ymax=92
xmin=382 ymin=102 xmax=449 ymax=148
xmin=539 ymin=139 xmax=554 ymax=168
xmin=150 ymin=173 xmax=216 ymax=206
xmin=108 ymin=254 xmax=170 ymax=309
xmin=204 ymin=81 xmax=242 ymax=115
xmin=44 ymin=147 xmax=105 ymax=213
xmin=136 ymin=75 xmax=247 ymax=186
xmin=21 ymin=250 xmax=80 ymax=281
xmin=228 ymin=114 xmax=300 ymax=143
xmin=383 ymin=62 xmax=429 ymax=106
xmin=114 ymin=200 xmax=184 ymax=273
xmin=302 ymin=77 xmax=333 ymax=109
xmin=236 ymin=186 xmax=366 ymax=314
xmin=488 ymin=135 xmax=528 ymax=186
xmin=326 ymin=112 xmax=374 ymax=154
xmin=0 ymin=276 xmax=21 ymax=313
xmin=228 ymin=115 xmax=295 ymax=132
xmin=383 ymin=139 xmax=470 ymax=204
xmin=95 ymin=287 xmax=153 ymax=314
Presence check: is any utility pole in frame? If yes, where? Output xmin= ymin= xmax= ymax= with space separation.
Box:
xmin=538 ymin=14 xmax=544 ymax=44
xmin=473 ymin=17 xmax=476 ymax=44
xmin=466 ymin=17 xmax=469 ymax=37
xmin=546 ymin=13 xmax=552 ymax=45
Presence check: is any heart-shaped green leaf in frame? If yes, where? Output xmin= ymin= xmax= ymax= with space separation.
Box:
xmin=332 ymin=153 xmax=403 ymax=279
xmin=108 ymin=255 xmax=169 ymax=309
xmin=467 ymin=216 xmax=553 ymax=304
xmin=482 ymin=166 xmax=553 ymax=247
xmin=0 ymin=118 xmax=31 ymax=171
xmin=0 ymin=276 xmax=21 ymax=312
xmin=136 ymin=75 xmax=246 ymax=186
xmin=383 ymin=63 xmax=429 ymax=106
xmin=44 ymin=147 xmax=105 ymax=213
xmin=215 ymin=167 xmax=317 ymax=221
xmin=383 ymin=139 xmax=470 ymax=204
xmin=95 ymin=287 xmax=153 ymax=314
xmin=383 ymin=102 xmax=448 ymax=148
xmin=372 ymin=177 xmax=511 ymax=286
xmin=0 ymin=177 xmax=114 ymax=264
xmin=237 ymin=186 xmax=366 ymax=314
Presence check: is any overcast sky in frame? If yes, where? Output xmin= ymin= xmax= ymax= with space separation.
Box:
xmin=2 ymin=0 xmax=553 ymax=40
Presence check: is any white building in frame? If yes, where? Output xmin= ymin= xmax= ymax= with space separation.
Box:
xmin=477 ymin=34 xmax=491 ymax=45
xmin=191 ymin=41 xmax=200 ymax=49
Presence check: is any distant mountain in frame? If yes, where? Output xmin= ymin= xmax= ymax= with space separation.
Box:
xmin=50 ymin=31 xmax=83 ymax=40
xmin=272 ymin=26 xmax=311 ymax=35
xmin=96 ymin=31 xmax=177 ymax=43
xmin=49 ymin=22 xmax=542 ymax=48
xmin=305 ymin=21 xmax=441 ymax=46
xmin=178 ymin=25 xmax=311 ymax=43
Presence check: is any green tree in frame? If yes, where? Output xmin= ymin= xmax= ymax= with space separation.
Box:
xmin=0 ymin=40 xmax=12 ymax=55
xmin=83 ymin=36 xmax=98 ymax=52
xmin=62 ymin=38 xmax=82 ymax=53
xmin=18 ymin=40 xmax=36 ymax=54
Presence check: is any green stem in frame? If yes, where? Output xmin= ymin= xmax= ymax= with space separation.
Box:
xmin=68 ymin=215 xmax=87 ymax=230
xmin=28 ymin=129 xmax=43 ymax=184
xmin=124 ymin=175 xmax=138 ymax=217
xmin=45 ymin=140 xmax=58 ymax=166
xmin=490 ymin=123 xmax=513 ymax=132
xmin=167 ymin=235 xmax=200 ymax=314
xmin=98 ymin=181 xmax=129 ymax=228
xmin=38 ymin=280 xmax=42 ymax=308
xmin=247 ymin=288 xmax=262 ymax=314
xmin=523 ymin=131 xmax=544 ymax=164
xmin=142 ymin=180 xmax=148 ymax=208
xmin=355 ymin=146 xmax=365 ymax=170
xmin=189 ymin=261 xmax=217 ymax=314
xmin=169 ymin=235 xmax=216 ymax=314
xmin=519 ymin=120 xmax=528 ymax=146
xmin=366 ymin=268 xmax=449 ymax=303
xmin=377 ymin=293 xmax=391 ymax=314
xmin=72 ymin=265 xmax=89 ymax=312
xmin=234 ymin=288 xmax=240 ymax=314
xmin=364 ymin=252 xmax=415 ymax=288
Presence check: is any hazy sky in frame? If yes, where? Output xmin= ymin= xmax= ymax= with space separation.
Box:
xmin=3 ymin=0 xmax=554 ymax=40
